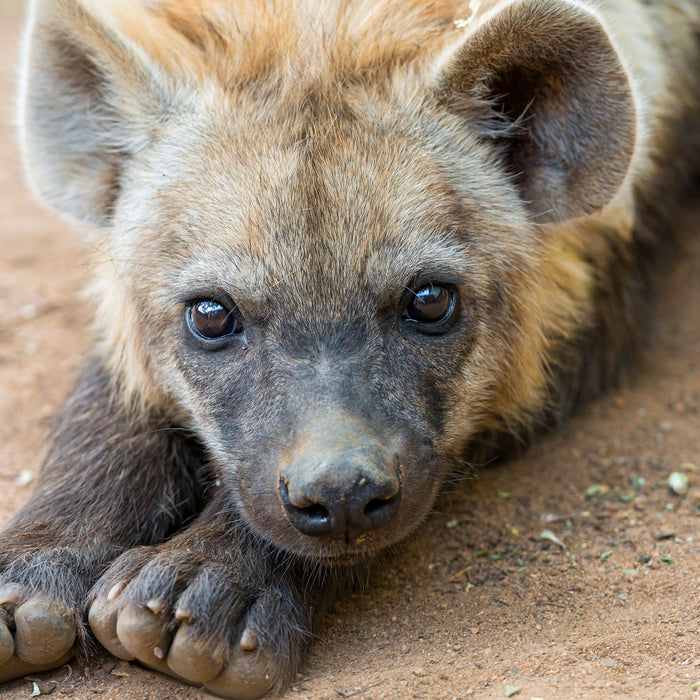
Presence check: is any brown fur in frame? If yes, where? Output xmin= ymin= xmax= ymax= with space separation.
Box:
xmin=3 ymin=0 xmax=699 ymax=696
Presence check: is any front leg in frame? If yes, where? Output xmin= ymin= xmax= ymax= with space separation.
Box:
xmin=0 ymin=359 xmax=204 ymax=681
xmin=89 ymin=492 xmax=336 ymax=699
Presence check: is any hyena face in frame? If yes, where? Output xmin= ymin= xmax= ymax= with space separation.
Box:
xmin=21 ymin=0 xmax=636 ymax=561
xmin=103 ymin=85 xmax=548 ymax=560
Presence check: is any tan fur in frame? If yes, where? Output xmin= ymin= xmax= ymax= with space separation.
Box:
xmin=13 ymin=0 xmax=698 ymax=542
xmin=8 ymin=0 xmax=700 ymax=692
xmin=19 ymin=0 xmax=699 ymax=439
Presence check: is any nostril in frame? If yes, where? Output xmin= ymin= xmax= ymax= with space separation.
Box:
xmin=297 ymin=503 xmax=329 ymax=520
xmin=280 ymin=475 xmax=334 ymax=536
xmin=279 ymin=459 xmax=402 ymax=539
xmin=363 ymin=495 xmax=397 ymax=517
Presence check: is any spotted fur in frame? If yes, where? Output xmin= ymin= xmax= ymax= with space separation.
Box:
xmin=3 ymin=0 xmax=699 ymax=695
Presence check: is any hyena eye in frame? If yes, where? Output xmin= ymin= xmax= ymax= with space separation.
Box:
xmin=187 ymin=299 xmax=243 ymax=340
xmin=403 ymin=284 xmax=456 ymax=327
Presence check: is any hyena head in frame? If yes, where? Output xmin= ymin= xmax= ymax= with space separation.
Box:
xmin=20 ymin=0 xmax=635 ymax=561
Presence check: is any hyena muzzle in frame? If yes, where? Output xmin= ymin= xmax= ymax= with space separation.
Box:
xmin=1 ymin=0 xmax=699 ymax=697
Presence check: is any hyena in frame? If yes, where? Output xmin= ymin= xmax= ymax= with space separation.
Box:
xmin=1 ymin=0 xmax=698 ymax=696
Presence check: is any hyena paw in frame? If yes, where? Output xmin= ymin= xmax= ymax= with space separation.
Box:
xmin=89 ymin=546 xmax=310 ymax=699
xmin=0 ymin=588 xmax=77 ymax=682
xmin=0 ymin=549 xmax=91 ymax=682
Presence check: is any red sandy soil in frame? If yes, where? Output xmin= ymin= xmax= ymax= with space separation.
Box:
xmin=0 ymin=3 xmax=698 ymax=699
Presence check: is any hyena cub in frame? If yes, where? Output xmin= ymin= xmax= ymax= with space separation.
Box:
xmin=2 ymin=0 xmax=699 ymax=696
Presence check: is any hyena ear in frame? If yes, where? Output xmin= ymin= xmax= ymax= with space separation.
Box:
xmin=19 ymin=0 xmax=194 ymax=226
xmin=436 ymin=0 xmax=636 ymax=223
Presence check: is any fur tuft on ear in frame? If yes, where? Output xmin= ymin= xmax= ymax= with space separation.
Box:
xmin=18 ymin=0 xmax=196 ymax=226
xmin=436 ymin=0 xmax=637 ymax=223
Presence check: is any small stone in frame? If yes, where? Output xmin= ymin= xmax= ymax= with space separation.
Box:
xmin=101 ymin=660 xmax=117 ymax=675
xmin=412 ymin=667 xmax=427 ymax=677
xmin=601 ymin=658 xmax=616 ymax=667
xmin=504 ymin=686 xmax=520 ymax=697
xmin=14 ymin=470 xmax=33 ymax=486
xmin=669 ymin=472 xmax=689 ymax=496
xmin=20 ymin=304 xmax=37 ymax=320
xmin=540 ymin=530 xmax=566 ymax=549
xmin=110 ymin=669 xmax=130 ymax=678
xmin=618 ymin=593 xmax=628 ymax=601
xmin=30 ymin=681 xmax=56 ymax=696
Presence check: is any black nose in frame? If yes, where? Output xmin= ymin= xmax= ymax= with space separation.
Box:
xmin=279 ymin=445 xmax=402 ymax=540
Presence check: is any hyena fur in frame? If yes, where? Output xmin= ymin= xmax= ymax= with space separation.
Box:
xmin=1 ymin=0 xmax=698 ymax=696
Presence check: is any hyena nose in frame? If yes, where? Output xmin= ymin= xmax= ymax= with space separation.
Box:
xmin=279 ymin=446 xmax=402 ymax=540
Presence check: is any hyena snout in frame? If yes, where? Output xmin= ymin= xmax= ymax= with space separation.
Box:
xmin=279 ymin=419 xmax=401 ymax=540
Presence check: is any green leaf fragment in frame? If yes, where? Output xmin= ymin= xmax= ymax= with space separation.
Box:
xmin=586 ymin=484 xmax=608 ymax=498
xmin=631 ymin=476 xmax=646 ymax=491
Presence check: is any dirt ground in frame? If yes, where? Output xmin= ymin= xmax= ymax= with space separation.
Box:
xmin=0 ymin=4 xmax=698 ymax=700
